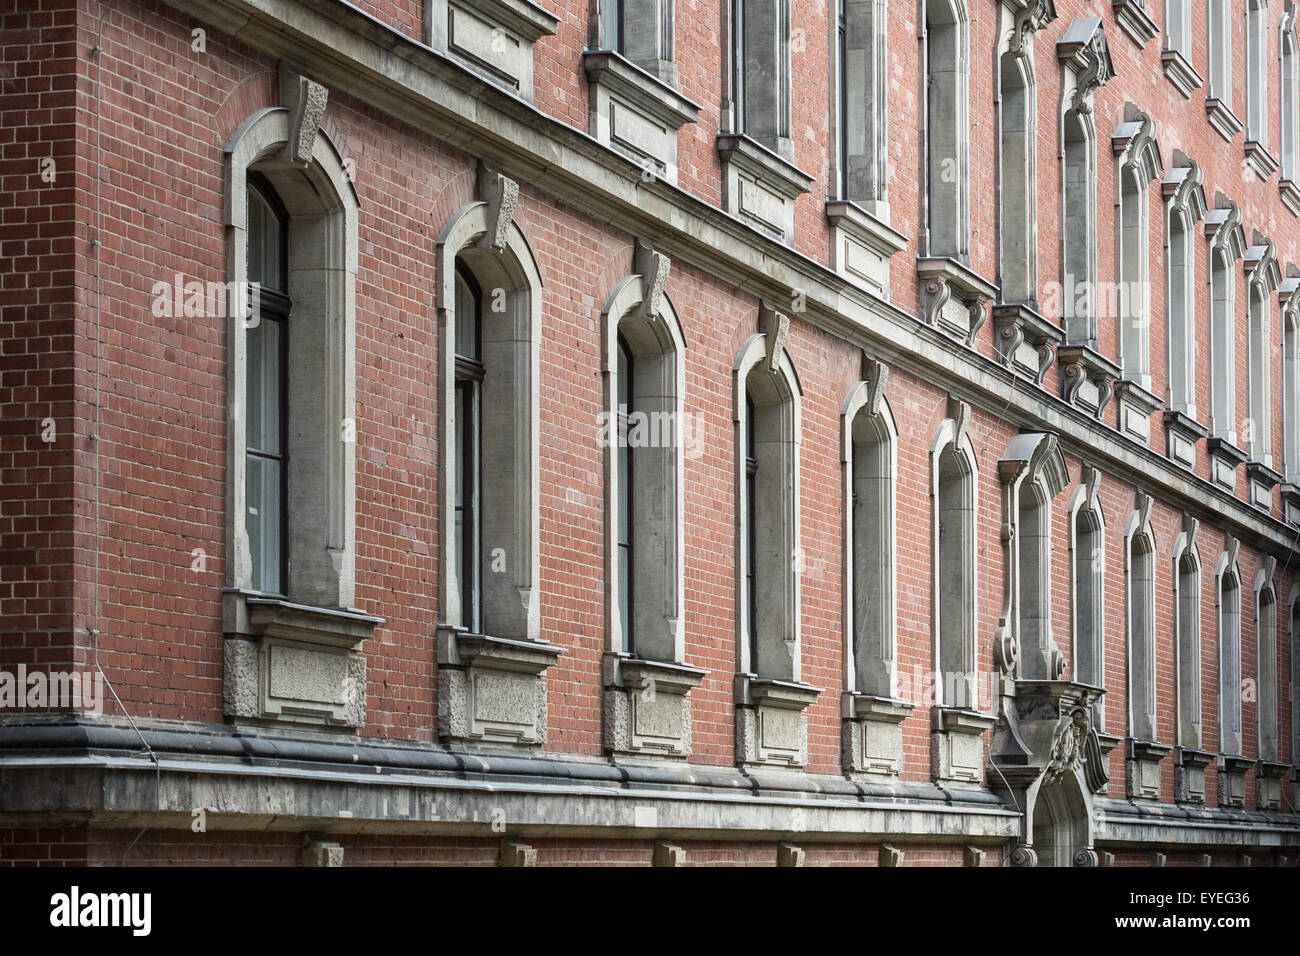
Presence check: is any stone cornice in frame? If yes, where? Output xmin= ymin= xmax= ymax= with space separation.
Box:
xmin=163 ymin=0 xmax=1300 ymax=556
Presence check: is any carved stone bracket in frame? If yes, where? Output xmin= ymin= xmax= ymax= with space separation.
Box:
xmin=916 ymin=257 xmax=997 ymax=348
xmin=1057 ymin=344 xmax=1120 ymax=419
xmin=279 ymin=65 xmax=329 ymax=166
xmin=991 ymin=304 xmax=1060 ymax=385
xmin=633 ymin=239 xmax=671 ymax=320
xmin=477 ymin=162 xmax=520 ymax=252
xmin=1058 ymin=17 xmax=1115 ymax=114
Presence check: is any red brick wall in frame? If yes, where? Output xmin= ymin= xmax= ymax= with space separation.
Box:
xmin=2 ymin=0 xmax=1291 ymax=818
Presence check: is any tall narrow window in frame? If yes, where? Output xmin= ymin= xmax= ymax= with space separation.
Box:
xmin=1062 ymin=108 xmax=1097 ymax=345
xmin=931 ymin=410 xmax=977 ymax=709
xmin=602 ymin=0 xmax=675 ymax=82
xmin=1205 ymin=0 xmax=1242 ymax=139
xmin=733 ymin=329 xmax=801 ymax=683
xmin=1113 ymin=107 xmax=1160 ymax=389
xmin=999 ymin=39 xmax=1035 ymax=303
xmin=839 ymin=0 xmax=888 ymax=211
xmin=454 ymin=264 xmax=483 ymax=632
xmin=1291 ymin=593 xmax=1300 ymax=766
xmin=1070 ymin=473 xmax=1105 ymax=703
xmin=1218 ymin=559 xmax=1243 ymax=755
xmin=245 ymin=177 xmax=289 ymax=596
xmin=615 ymin=333 xmax=633 ymax=650
xmin=1164 ymin=156 xmax=1205 ymax=418
xmin=1205 ymin=197 xmax=1246 ymax=445
xmin=1246 ymin=0 xmax=1269 ymax=148
xmin=1245 ymin=234 xmax=1280 ymax=465
xmin=1282 ymin=11 xmax=1299 ymax=196
xmin=735 ymin=0 xmax=793 ymax=160
xmin=1257 ymin=577 xmax=1279 ymax=761
xmin=924 ymin=0 xmax=967 ymax=259
xmin=1164 ymin=0 xmax=1191 ymax=54
xmin=1174 ymin=530 xmax=1202 ymax=749
xmin=1126 ymin=512 xmax=1157 ymax=742
xmin=844 ymin=377 xmax=896 ymax=698
xmin=1284 ymin=287 xmax=1300 ymax=481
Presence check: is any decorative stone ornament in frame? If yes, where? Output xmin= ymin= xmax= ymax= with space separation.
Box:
xmin=477 ymin=163 xmax=520 ymax=252
xmin=279 ymin=67 xmax=329 ymax=167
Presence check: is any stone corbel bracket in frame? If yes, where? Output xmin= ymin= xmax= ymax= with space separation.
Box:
xmin=1057 ymin=17 xmax=1114 ymax=115
xmin=1057 ymin=344 xmax=1121 ymax=419
xmin=279 ymin=65 xmax=329 ymax=166
xmin=1008 ymin=0 xmax=1058 ymax=59
xmin=916 ymin=258 xmax=997 ymax=348
xmin=477 ymin=162 xmax=520 ymax=252
xmin=760 ymin=302 xmax=791 ymax=372
xmin=633 ymin=239 xmax=670 ymax=320
xmin=991 ymin=303 xmax=1061 ymax=385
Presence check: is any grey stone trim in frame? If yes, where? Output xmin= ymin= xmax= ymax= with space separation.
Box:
xmin=165 ymin=0 xmax=1300 ymax=557
xmin=302 ymin=834 xmax=344 ymax=867
xmin=991 ymin=303 xmax=1061 ymax=385
xmin=437 ymin=629 xmax=564 ymax=749
xmin=1256 ymin=760 xmax=1288 ymax=811
xmin=962 ymin=844 xmax=984 ymax=867
xmin=1281 ymin=179 xmax=1300 ymax=215
xmin=424 ymin=0 xmax=558 ymax=101
xmin=825 ymin=200 xmax=907 ymax=299
xmin=0 ymin=720 xmax=1023 ymax=843
xmin=776 ymin=842 xmax=804 ymax=866
xmin=1218 ymin=755 xmax=1253 ymax=809
xmin=1163 ymin=410 xmax=1206 ymax=471
xmin=916 ymin=256 xmax=997 ymax=347
xmin=1068 ymin=468 xmax=1109 ymax=730
xmin=1112 ymin=0 xmax=1158 ymax=46
xmin=1172 ymin=517 xmax=1203 ymax=751
xmin=1205 ymin=98 xmax=1244 ymax=142
xmin=1096 ymin=797 xmax=1300 ymax=849
xmin=1245 ymin=140 xmax=1280 ymax=179
xmin=583 ymin=50 xmax=700 ymax=184
xmin=878 ymin=843 xmax=903 ymax=867
xmin=1111 ymin=104 xmax=1162 ymax=394
xmin=1162 ymin=154 xmax=1207 ymax=422
xmin=841 ymin=693 xmax=913 ymax=777
xmin=716 ymin=134 xmax=814 ymax=244
xmin=1161 ymin=48 xmax=1204 ymax=98
xmin=931 ymin=707 xmax=995 ymax=785
xmin=1126 ymin=738 xmax=1171 ymax=801
xmin=603 ymin=654 xmax=706 ymax=760
xmin=653 ymin=841 xmax=684 ymax=866
xmin=1208 ymin=436 xmax=1248 ymax=491
xmin=1246 ymin=461 xmax=1283 ymax=511
xmin=930 ymin=402 xmax=980 ymax=710
xmin=1124 ymin=494 xmax=1159 ymax=743
xmin=735 ymin=675 xmax=821 ymax=770
xmin=1114 ymin=380 xmax=1163 ymax=444
xmin=1174 ymin=747 xmax=1215 ymax=805
xmin=1056 ymin=345 xmax=1119 ymax=420
xmin=499 ymin=839 xmax=537 ymax=866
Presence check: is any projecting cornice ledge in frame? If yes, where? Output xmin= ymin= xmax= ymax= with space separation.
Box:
xmin=164 ymin=0 xmax=1298 ymax=558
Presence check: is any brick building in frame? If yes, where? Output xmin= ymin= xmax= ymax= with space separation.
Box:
xmin=1 ymin=0 xmax=1298 ymax=866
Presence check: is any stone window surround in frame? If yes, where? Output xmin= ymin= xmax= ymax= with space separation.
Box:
xmin=1204 ymin=194 xmax=1246 ymax=454
xmin=1244 ymin=0 xmax=1272 ymax=167
xmin=433 ymin=166 xmax=563 ymax=750
xmin=732 ymin=318 xmax=804 ymax=685
xmin=731 ymin=0 xmax=795 ymax=162
xmin=1171 ymin=517 xmax=1204 ymax=751
xmin=929 ymin=399 xmax=980 ymax=712
xmin=1067 ymin=467 xmax=1107 ymax=727
xmin=835 ymin=0 xmax=890 ymax=219
xmin=1123 ymin=494 xmax=1160 ymax=745
xmin=841 ymin=355 xmax=899 ymax=701
xmin=1243 ymin=232 xmax=1281 ymax=469
xmin=922 ymin=0 xmax=971 ymax=261
xmin=1215 ymin=538 xmax=1245 ymax=759
xmin=996 ymin=0 xmax=1057 ymax=312
xmin=590 ymin=0 xmax=676 ymax=85
xmin=995 ymin=431 xmax=1070 ymax=684
xmin=1281 ymin=7 xmax=1300 ymax=212
xmin=1290 ymin=585 xmax=1300 ymax=774
xmin=1112 ymin=105 xmax=1162 ymax=395
xmin=1282 ymin=272 xmax=1300 ymax=488
xmin=598 ymin=243 xmax=706 ymax=760
xmin=1113 ymin=0 xmax=1159 ymax=47
xmin=1206 ymin=0 xmax=1244 ymax=141
xmin=1254 ymin=558 xmax=1279 ymax=762
xmin=221 ymin=80 xmax=379 ymax=729
xmin=1161 ymin=153 xmax=1207 ymax=433
xmin=1162 ymin=0 xmax=1204 ymax=96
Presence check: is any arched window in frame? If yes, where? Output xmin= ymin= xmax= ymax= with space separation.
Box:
xmin=1113 ymin=107 xmax=1161 ymax=391
xmin=1062 ymin=107 xmax=1096 ymax=346
xmin=1244 ymin=233 xmax=1280 ymax=465
xmin=1172 ymin=522 xmax=1202 ymax=749
xmin=734 ymin=332 xmax=801 ymax=681
xmin=1163 ymin=154 xmax=1206 ymax=424
xmin=453 ymin=263 xmax=483 ymax=632
xmin=1069 ymin=469 xmax=1106 ymax=703
xmin=924 ymin=0 xmax=968 ymax=259
xmin=1205 ymin=197 xmax=1245 ymax=448
xmin=221 ymin=90 xmax=372 ymax=729
xmin=244 ymin=176 xmax=289 ymax=596
xmin=1283 ymin=280 xmax=1300 ymax=482
xmin=931 ymin=404 xmax=977 ymax=709
xmin=1125 ymin=500 xmax=1157 ymax=743
xmin=842 ymin=364 xmax=896 ymax=698
xmin=1281 ymin=9 xmax=1300 ymax=203
xmin=1217 ymin=550 xmax=1244 ymax=756
xmin=1256 ymin=568 xmax=1279 ymax=762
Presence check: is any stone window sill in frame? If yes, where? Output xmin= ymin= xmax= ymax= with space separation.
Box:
xmin=603 ymin=653 xmax=706 ymax=694
xmin=1161 ymin=48 xmax=1203 ymax=98
xmin=991 ymin=302 xmax=1063 ymax=385
xmin=226 ymin=591 xmax=383 ymax=649
xmin=1244 ymin=140 xmax=1279 ymax=179
xmin=931 ymin=707 xmax=995 ymax=736
xmin=437 ymin=627 xmax=564 ymax=674
xmin=735 ymin=674 xmax=820 ymax=710
xmin=1205 ymin=97 xmax=1243 ymax=142
xmin=1113 ymin=0 xmax=1159 ymax=47
xmin=582 ymin=50 xmax=700 ymax=130
xmin=715 ymin=134 xmax=814 ymax=199
xmin=1280 ymin=179 xmax=1300 ymax=216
